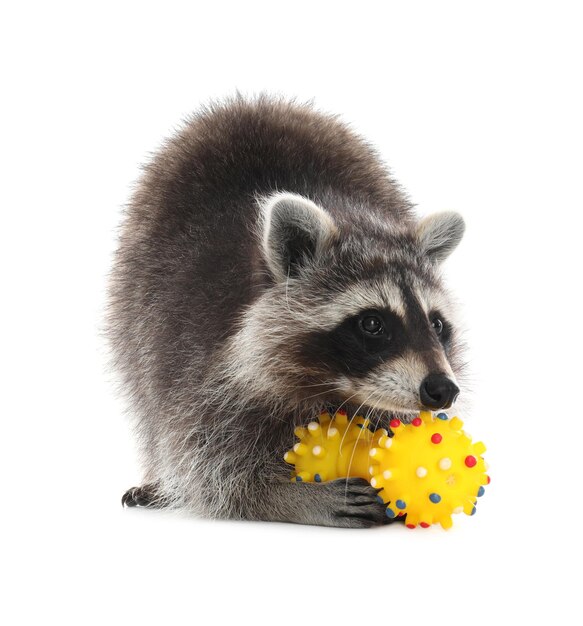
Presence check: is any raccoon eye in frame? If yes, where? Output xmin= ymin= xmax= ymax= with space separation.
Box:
xmin=360 ymin=315 xmax=385 ymax=336
xmin=432 ymin=318 xmax=444 ymax=335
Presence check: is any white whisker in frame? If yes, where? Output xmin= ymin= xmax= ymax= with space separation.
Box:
xmin=342 ymin=390 xmax=376 ymax=501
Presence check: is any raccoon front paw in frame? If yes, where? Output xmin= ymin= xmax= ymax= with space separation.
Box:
xmin=327 ymin=477 xmax=390 ymax=528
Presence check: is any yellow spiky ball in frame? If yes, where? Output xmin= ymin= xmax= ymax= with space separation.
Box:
xmin=284 ymin=410 xmax=489 ymax=530
xmin=283 ymin=410 xmax=374 ymax=483
xmin=369 ymin=411 xmax=489 ymax=529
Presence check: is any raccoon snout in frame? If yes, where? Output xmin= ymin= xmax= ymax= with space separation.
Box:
xmin=419 ymin=374 xmax=460 ymax=410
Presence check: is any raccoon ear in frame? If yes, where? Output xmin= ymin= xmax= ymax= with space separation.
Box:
xmin=261 ymin=192 xmax=337 ymax=281
xmin=416 ymin=211 xmax=465 ymax=263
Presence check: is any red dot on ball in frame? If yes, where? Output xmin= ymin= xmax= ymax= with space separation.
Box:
xmin=390 ymin=419 xmax=401 ymax=428
xmin=406 ymin=523 xmax=416 ymax=529
xmin=465 ymin=455 xmax=477 ymax=468
xmin=431 ymin=433 xmax=443 ymax=444
xmin=420 ymin=522 xmax=430 ymax=528
xmin=397 ymin=512 xmax=405 ymax=517
xmin=412 ymin=417 xmax=422 ymax=427
xmin=487 ymin=475 xmax=491 ymax=484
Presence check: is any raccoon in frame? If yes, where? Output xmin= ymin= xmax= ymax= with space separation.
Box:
xmin=108 ymin=96 xmax=466 ymax=527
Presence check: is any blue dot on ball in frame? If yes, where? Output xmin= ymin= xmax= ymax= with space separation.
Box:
xmin=471 ymin=505 xmax=477 ymax=515
xmin=396 ymin=499 xmax=406 ymax=509
xmin=436 ymin=412 xmax=449 ymax=420
xmin=429 ymin=492 xmax=442 ymax=503
xmin=386 ymin=508 xmax=396 ymax=518
xmin=477 ymin=486 xmax=485 ymax=497
xmin=295 ymin=476 xmax=303 ymax=482
xmin=314 ymin=474 xmax=321 ymax=483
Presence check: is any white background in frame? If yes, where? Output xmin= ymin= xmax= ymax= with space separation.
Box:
xmin=2 ymin=1 xmax=582 ymax=624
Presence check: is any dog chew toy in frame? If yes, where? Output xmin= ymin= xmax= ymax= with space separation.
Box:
xmin=284 ymin=409 xmax=489 ymax=529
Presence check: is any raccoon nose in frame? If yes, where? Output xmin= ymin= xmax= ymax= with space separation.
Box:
xmin=420 ymin=374 xmax=460 ymax=410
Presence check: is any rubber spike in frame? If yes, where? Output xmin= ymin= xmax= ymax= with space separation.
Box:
xmin=406 ymin=513 xmax=419 ymax=527
xmin=311 ymin=445 xmax=326 ymax=459
xmin=283 ymin=451 xmax=297 ymax=464
xmin=293 ymin=443 xmax=308 ymax=456
xmin=449 ymin=417 xmax=464 ymax=431
xmin=327 ymin=426 xmax=340 ymax=439
xmin=439 ymin=515 xmax=453 ymax=530
xmin=368 ymin=447 xmax=386 ymax=461
xmin=377 ymin=435 xmax=393 ymax=449
xmin=473 ymin=441 xmax=487 ymax=455
xmin=420 ymin=410 xmax=433 ymax=423
xmin=294 ymin=427 xmax=308 ymax=439
xmin=307 ymin=422 xmax=322 ymax=437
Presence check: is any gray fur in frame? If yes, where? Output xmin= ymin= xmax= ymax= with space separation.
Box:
xmin=107 ymin=95 xmax=466 ymax=527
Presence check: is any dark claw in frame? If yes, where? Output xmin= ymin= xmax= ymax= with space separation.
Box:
xmin=121 ymin=489 xmax=138 ymax=507
xmin=121 ymin=485 xmax=159 ymax=508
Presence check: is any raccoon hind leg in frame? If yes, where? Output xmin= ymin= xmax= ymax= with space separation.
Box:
xmin=121 ymin=482 xmax=167 ymax=509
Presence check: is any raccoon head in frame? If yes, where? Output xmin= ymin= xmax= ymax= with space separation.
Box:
xmin=249 ymin=191 xmax=465 ymax=417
